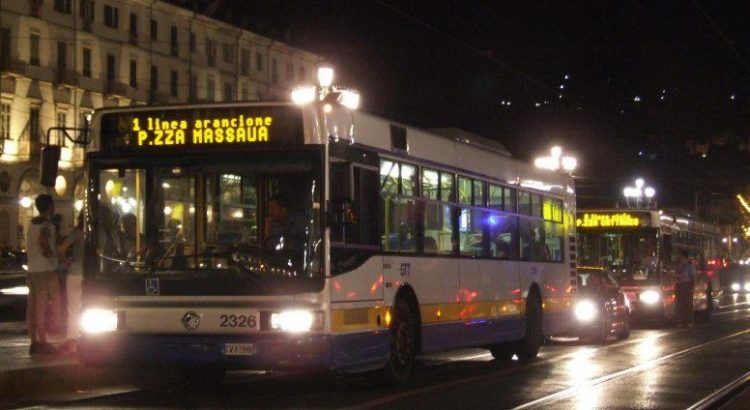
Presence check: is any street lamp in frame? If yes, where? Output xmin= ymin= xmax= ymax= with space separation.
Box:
xmin=623 ymin=178 xmax=656 ymax=209
xmin=534 ymin=145 xmax=577 ymax=174
xmin=291 ymin=65 xmax=360 ymax=110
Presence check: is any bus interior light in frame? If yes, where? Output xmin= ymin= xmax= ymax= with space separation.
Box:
xmin=81 ymin=308 xmax=119 ymax=334
xmin=0 ymin=286 xmax=29 ymax=295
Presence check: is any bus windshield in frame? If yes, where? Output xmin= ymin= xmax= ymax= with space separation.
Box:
xmin=578 ymin=228 xmax=660 ymax=285
xmin=88 ymin=150 xmax=322 ymax=294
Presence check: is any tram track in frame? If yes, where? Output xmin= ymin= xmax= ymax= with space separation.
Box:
xmin=687 ymin=370 xmax=750 ymax=410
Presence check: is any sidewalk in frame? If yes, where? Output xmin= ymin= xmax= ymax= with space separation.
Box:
xmin=0 ymin=321 xmax=133 ymax=408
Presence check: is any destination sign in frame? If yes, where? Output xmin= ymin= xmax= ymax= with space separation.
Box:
xmin=576 ymin=212 xmax=647 ymax=228
xmin=99 ymin=105 xmax=303 ymax=152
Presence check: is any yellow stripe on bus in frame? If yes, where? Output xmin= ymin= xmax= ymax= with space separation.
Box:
xmin=330 ymin=297 xmax=570 ymax=333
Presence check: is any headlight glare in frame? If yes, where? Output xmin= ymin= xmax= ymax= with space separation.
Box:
xmin=639 ymin=290 xmax=661 ymax=305
xmin=744 ymin=283 xmax=750 ymax=292
xmin=731 ymin=283 xmax=741 ymax=292
xmin=575 ymin=300 xmax=597 ymax=322
xmin=271 ymin=310 xmax=315 ymax=332
xmin=0 ymin=286 xmax=29 ymax=295
xmin=80 ymin=308 xmax=118 ymax=334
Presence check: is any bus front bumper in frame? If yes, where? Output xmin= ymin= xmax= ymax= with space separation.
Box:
xmin=79 ymin=332 xmax=334 ymax=371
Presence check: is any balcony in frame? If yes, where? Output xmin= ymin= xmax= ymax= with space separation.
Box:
xmin=105 ymin=81 xmax=129 ymax=98
xmin=0 ymin=59 xmax=26 ymax=77
xmin=55 ymin=69 xmax=78 ymax=88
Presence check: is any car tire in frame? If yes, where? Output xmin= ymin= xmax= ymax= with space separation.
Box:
xmin=516 ymin=290 xmax=543 ymax=360
xmin=383 ymin=299 xmax=418 ymax=387
xmin=616 ymin=311 xmax=631 ymax=340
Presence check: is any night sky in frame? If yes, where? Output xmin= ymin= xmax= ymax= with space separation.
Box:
xmin=174 ymin=0 xmax=750 ymax=216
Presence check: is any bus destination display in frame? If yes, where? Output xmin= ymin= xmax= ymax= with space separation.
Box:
xmin=576 ymin=212 xmax=649 ymax=228
xmin=99 ymin=106 xmax=303 ymax=152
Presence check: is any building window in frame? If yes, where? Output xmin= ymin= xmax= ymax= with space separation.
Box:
xmin=223 ymin=82 xmax=233 ymax=102
xmin=286 ymin=62 xmax=293 ymax=82
xmin=30 ymin=107 xmax=41 ymax=143
xmin=150 ymin=19 xmax=157 ymax=41
xmin=255 ymin=53 xmax=264 ymax=72
xmin=150 ymin=65 xmax=158 ymax=91
xmin=189 ymin=74 xmax=197 ymax=101
xmin=240 ymin=48 xmax=250 ymax=76
xmin=1 ymin=28 xmax=10 ymax=69
xmin=241 ymin=84 xmax=249 ymax=101
xmin=222 ymin=43 xmax=234 ymax=63
xmin=170 ymin=26 xmax=178 ymax=56
xmin=79 ymin=0 xmax=95 ymax=22
xmin=54 ymin=0 xmax=72 ymax=14
xmin=82 ymin=47 xmax=92 ymax=77
xmin=0 ymin=103 xmax=10 ymax=141
xmin=129 ymin=60 xmax=137 ymax=88
xmin=104 ymin=5 xmax=119 ymax=29
xmin=189 ymin=32 xmax=195 ymax=52
xmin=129 ymin=13 xmax=137 ymax=45
xmin=206 ymin=38 xmax=215 ymax=67
xmin=206 ymin=76 xmax=215 ymax=101
xmin=106 ymin=54 xmax=115 ymax=84
xmin=170 ymin=70 xmax=178 ymax=97
xmin=271 ymin=58 xmax=278 ymax=84
xmin=56 ymin=111 xmax=67 ymax=146
xmin=30 ymin=33 xmax=40 ymax=66
xmin=56 ymin=41 xmax=67 ymax=80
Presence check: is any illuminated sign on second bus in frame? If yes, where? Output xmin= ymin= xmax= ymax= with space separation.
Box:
xmin=131 ymin=114 xmax=273 ymax=146
xmin=576 ymin=212 xmax=643 ymax=228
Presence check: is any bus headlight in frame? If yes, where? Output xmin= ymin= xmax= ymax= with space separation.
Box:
xmin=270 ymin=310 xmax=322 ymax=332
xmin=575 ymin=300 xmax=597 ymax=322
xmin=639 ymin=290 xmax=661 ymax=305
xmin=81 ymin=308 xmax=118 ymax=334
xmin=731 ymin=283 xmax=741 ymax=292
xmin=745 ymin=283 xmax=750 ymax=292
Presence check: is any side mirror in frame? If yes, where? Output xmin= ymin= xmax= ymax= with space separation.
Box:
xmin=40 ymin=145 xmax=61 ymax=187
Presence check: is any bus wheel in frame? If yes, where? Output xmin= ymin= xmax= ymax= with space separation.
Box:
xmin=517 ymin=291 xmax=543 ymax=360
xmin=384 ymin=299 xmax=417 ymax=386
xmin=488 ymin=342 xmax=515 ymax=361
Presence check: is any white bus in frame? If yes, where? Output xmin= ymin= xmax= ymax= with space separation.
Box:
xmin=73 ymin=92 xmax=576 ymax=383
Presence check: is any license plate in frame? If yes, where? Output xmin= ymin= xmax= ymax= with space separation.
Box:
xmin=224 ymin=343 xmax=254 ymax=356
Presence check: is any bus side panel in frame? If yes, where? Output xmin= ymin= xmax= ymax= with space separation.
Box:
xmin=383 ymin=256 xmax=460 ymax=352
xmin=518 ymin=263 xmax=572 ymax=336
xmin=420 ymin=316 xmax=524 ymax=353
xmin=457 ymin=259 xmax=522 ymax=346
xmin=330 ymin=257 xmax=384 ymax=303
xmin=330 ymin=330 xmax=390 ymax=373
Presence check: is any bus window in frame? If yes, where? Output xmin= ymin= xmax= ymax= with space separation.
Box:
xmin=473 ymin=180 xmax=485 ymax=206
xmin=440 ymin=172 xmax=455 ymax=202
xmin=544 ymin=220 xmax=563 ymax=261
xmin=458 ymin=176 xmax=472 ymax=205
xmin=380 ymin=160 xmax=399 ymax=195
xmin=383 ymin=197 xmax=417 ymax=253
xmin=489 ymin=184 xmax=503 ymax=211
xmin=518 ymin=191 xmax=531 ymax=215
xmin=401 ymin=163 xmax=418 ymax=196
xmin=423 ymin=201 xmax=455 ymax=255
xmin=96 ymin=169 xmax=146 ymax=272
xmin=520 ymin=219 xmax=550 ymax=261
xmin=155 ymin=169 xmax=196 ymax=269
xmin=460 ymin=207 xmax=487 ymax=257
xmin=488 ymin=212 xmax=518 ymax=259
xmin=422 ymin=169 xmax=439 ymax=200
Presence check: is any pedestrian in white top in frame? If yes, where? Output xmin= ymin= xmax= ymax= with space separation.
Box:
xmin=26 ymin=194 xmax=61 ymax=355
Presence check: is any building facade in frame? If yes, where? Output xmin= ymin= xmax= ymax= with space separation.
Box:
xmin=0 ymin=0 xmax=323 ymax=250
